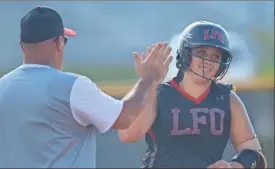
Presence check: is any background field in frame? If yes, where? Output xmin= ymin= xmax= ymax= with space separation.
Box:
xmin=0 ymin=1 xmax=274 ymax=168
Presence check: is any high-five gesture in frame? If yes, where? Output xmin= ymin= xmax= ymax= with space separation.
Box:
xmin=133 ymin=42 xmax=173 ymax=85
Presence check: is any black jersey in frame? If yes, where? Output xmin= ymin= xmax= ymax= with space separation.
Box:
xmin=142 ymin=78 xmax=234 ymax=168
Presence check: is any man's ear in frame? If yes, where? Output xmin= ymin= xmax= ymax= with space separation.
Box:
xmin=19 ymin=40 xmax=24 ymax=51
xmin=55 ymin=36 xmax=64 ymax=52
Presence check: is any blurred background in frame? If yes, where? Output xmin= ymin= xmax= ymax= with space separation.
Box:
xmin=0 ymin=1 xmax=274 ymax=168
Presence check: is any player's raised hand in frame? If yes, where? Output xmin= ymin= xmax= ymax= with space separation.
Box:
xmin=132 ymin=42 xmax=173 ymax=85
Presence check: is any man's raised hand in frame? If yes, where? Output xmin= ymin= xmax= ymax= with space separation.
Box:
xmin=133 ymin=42 xmax=173 ymax=84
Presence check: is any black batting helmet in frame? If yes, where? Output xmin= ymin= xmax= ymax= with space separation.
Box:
xmin=176 ymin=21 xmax=233 ymax=80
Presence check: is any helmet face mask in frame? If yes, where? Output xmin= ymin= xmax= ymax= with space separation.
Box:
xmin=176 ymin=21 xmax=233 ymax=81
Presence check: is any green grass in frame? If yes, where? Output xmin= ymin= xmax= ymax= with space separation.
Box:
xmin=63 ymin=64 xmax=274 ymax=83
xmin=0 ymin=64 xmax=138 ymax=81
xmin=1 ymin=64 xmax=273 ymax=84
xmin=258 ymin=61 xmax=274 ymax=79
xmin=62 ymin=64 xmax=137 ymax=82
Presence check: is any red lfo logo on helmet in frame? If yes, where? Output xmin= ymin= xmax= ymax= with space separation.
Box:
xmin=204 ymin=29 xmax=225 ymax=44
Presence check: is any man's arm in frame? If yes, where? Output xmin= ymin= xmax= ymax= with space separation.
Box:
xmin=70 ymin=42 xmax=172 ymax=133
xmin=118 ymin=83 xmax=158 ymax=142
xmin=111 ymin=77 xmax=156 ymax=130
xmin=70 ymin=76 xmax=154 ymax=133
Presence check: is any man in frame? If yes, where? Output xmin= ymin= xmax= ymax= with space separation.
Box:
xmin=0 ymin=6 xmax=173 ymax=168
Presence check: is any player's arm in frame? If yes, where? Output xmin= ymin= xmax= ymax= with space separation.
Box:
xmin=118 ymin=83 xmax=158 ymax=142
xmin=70 ymin=76 xmax=155 ymax=133
xmin=229 ymin=91 xmax=267 ymax=168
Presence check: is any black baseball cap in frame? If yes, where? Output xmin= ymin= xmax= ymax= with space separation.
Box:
xmin=20 ymin=6 xmax=76 ymax=44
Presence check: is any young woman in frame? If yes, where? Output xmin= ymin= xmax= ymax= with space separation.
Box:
xmin=119 ymin=21 xmax=267 ymax=168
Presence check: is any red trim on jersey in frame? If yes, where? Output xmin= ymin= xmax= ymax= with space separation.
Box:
xmin=170 ymin=79 xmax=210 ymax=104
